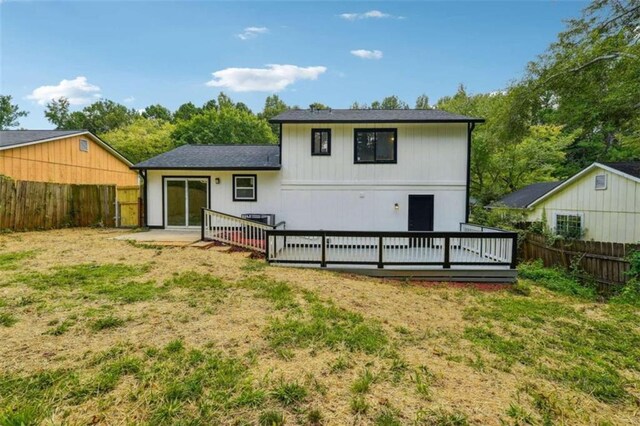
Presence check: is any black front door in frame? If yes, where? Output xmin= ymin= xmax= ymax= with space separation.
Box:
xmin=408 ymin=195 xmax=434 ymax=231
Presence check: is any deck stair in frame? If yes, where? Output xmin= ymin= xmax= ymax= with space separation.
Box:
xmin=201 ymin=208 xmax=285 ymax=253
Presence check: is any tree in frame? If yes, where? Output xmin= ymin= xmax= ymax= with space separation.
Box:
xmin=349 ymin=96 xmax=409 ymax=110
xmin=173 ymin=102 xmax=202 ymax=122
xmin=259 ymin=94 xmax=289 ymax=135
xmin=142 ymin=104 xmax=172 ymax=122
xmin=101 ymin=118 xmax=176 ymax=163
xmin=309 ymin=102 xmax=330 ymax=110
xmin=44 ymin=98 xmax=137 ymax=134
xmin=415 ymin=94 xmax=430 ymax=109
xmin=0 ymin=95 xmax=28 ymax=129
xmin=524 ymin=0 xmax=640 ymax=171
xmin=172 ymin=107 xmax=277 ymax=146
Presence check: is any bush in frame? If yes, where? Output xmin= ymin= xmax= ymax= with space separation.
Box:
xmin=518 ymin=260 xmax=596 ymax=299
xmin=511 ymin=280 xmax=532 ymax=296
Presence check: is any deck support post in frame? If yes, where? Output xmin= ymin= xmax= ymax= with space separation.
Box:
xmin=200 ymin=208 xmax=205 ymax=241
xmin=265 ymin=231 xmax=271 ymax=263
xmin=510 ymin=233 xmax=518 ymax=269
xmin=321 ymin=233 xmax=327 ymax=268
xmin=443 ymin=236 xmax=451 ymax=269
xmin=378 ymin=236 xmax=384 ymax=269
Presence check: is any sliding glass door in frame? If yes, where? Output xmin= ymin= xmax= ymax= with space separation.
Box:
xmin=164 ymin=178 xmax=209 ymax=228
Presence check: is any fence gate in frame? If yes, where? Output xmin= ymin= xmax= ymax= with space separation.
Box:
xmin=116 ymin=185 xmax=141 ymax=227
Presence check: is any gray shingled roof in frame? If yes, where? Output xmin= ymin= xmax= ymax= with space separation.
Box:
xmin=270 ymin=109 xmax=484 ymax=123
xmin=603 ymin=161 xmax=640 ymax=179
xmin=132 ymin=144 xmax=281 ymax=170
xmin=0 ymin=130 xmax=85 ymax=148
xmin=495 ymin=181 xmax=564 ymax=209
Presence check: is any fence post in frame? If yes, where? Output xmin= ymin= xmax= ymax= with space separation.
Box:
xmin=510 ymin=234 xmax=518 ymax=269
xmin=378 ymin=236 xmax=384 ymax=269
xmin=444 ymin=236 xmax=451 ymax=269
xmin=321 ymin=232 xmax=327 ymax=268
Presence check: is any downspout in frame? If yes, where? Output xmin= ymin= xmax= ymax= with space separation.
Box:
xmin=138 ymin=169 xmax=148 ymax=228
xmin=465 ymin=122 xmax=476 ymax=223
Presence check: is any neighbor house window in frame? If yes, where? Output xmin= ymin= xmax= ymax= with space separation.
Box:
xmin=555 ymin=214 xmax=582 ymax=239
xmin=354 ymin=129 xmax=397 ymax=163
xmin=233 ymin=175 xmax=257 ymax=201
xmin=79 ymin=139 xmax=89 ymax=152
xmin=311 ymin=129 xmax=331 ymax=155
xmin=595 ymin=174 xmax=607 ymax=190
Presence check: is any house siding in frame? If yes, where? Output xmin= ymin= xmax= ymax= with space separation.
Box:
xmin=0 ymin=135 xmax=138 ymax=186
xmin=145 ymin=122 xmax=469 ymax=231
xmin=528 ymin=167 xmax=640 ymax=243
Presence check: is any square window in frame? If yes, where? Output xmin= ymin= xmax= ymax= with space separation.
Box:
xmin=79 ymin=139 xmax=89 ymax=152
xmin=354 ymin=129 xmax=397 ymax=163
xmin=311 ymin=129 xmax=331 ymax=155
xmin=233 ymin=175 xmax=256 ymax=201
xmin=555 ymin=214 xmax=582 ymax=239
xmin=595 ymin=174 xmax=607 ymax=190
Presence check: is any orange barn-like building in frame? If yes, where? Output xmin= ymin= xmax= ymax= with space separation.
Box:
xmin=0 ymin=130 xmax=138 ymax=186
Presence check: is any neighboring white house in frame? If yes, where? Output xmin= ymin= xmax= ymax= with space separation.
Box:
xmin=132 ymin=109 xmax=483 ymax=232
xmin=496 ymin=162 xmax=640 ymax=244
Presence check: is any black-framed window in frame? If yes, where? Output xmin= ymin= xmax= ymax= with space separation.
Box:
xmin=354 ymin=129 xmax=397 ymax=163
xmin=311 ymin=129 xmax=331 ymax=155
xmin=233 ymin=174 xmax=257 ymax=201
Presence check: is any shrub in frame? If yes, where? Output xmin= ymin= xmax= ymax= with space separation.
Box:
xmin=518 ymin=260 xmax=596 ymax=299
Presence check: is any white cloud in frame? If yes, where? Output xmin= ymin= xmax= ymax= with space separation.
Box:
xmin=123 ymin=96 xmax=135 ymax=103
xmin=237 ymin=26 xmax=268 ymax=40
xmin=339 ymin=10 xmax=399 ymax=20
xmin=206 ymin=64 xmax=327 ymax=92
xmin=350 ymin=49 xmax=383 ymax=60
xmin=27 ymin=76 xmax=101 ymax=106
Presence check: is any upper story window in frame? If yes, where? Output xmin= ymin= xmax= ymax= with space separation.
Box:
xmin=79 ymin=139 xmax=89 ymax=152
xmin=233 ymin=175 xmax=257 ymax=201
xmin=354 ymin=129 xmax=397 ymax=164
xmin=311 ymin=129 xmax=331 ymax=155
xmin=595 ymin=174 xmax=607 ymax=190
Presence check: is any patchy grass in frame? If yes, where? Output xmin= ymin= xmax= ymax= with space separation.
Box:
xmin=0 ymin=250 xmax=34 ymax=271
xmin=1 ymin=229 xmax=639 ymax=424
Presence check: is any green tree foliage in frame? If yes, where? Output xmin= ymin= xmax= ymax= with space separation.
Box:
xmin=524 ymin=0 xmax=640 ymax=172
xmin=415 ymin=94 xmax=430 ymax=109
xmin=44 ymin=98 xmax=137 ymax=134
xmin=173 ymin=102 xmax=202 ymax=122
xmin=259 ymin=94 xmax=289 ymax=135
xmin=0 ymin=95 xmax=28 ymax=129
xmin=101 ymin=118 xmax=176 ymax=163
xmin=350 ymin=96 xmax=410 ymax=110
xmin=172 ymin=106 xmax=276 ymax=146
xmin=142 ymin=104 xmax=172 ymax=122
xmin=309 ymin=102 xmax=330 ymax=110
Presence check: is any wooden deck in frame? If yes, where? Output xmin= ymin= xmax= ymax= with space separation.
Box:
xmin=266 ymin=228 xmax=518 ymax=283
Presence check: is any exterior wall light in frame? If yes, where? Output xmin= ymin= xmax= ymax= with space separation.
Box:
xmin=394 ymin=203 xmax=400 ymax=210
xmin=215 ymin=178 xmax=221 ymax=184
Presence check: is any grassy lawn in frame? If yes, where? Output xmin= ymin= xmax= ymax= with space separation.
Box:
xmin=0 ymin=229 xmax=638 ymax=425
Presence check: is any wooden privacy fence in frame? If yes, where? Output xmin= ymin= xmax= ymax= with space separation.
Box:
xmin=0 ymin=176 xmax=115 ymax=230
xmin=116 ymin=185 xmax=142 ymax=227
xmin=522 ymin=233 xmax=639 ymax=289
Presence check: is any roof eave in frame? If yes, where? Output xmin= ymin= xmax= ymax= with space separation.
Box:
xmin=131 ymin=166 xmax=282 ymax=171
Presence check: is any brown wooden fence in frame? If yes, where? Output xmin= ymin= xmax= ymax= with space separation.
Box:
xmin=522 ymin=233 xmax=639 ymax=290
xmin=0 ymin=176 xmax=115 ymax=230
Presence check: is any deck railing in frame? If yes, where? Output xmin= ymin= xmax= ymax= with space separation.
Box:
xmin=266 ymin=229 xmax=518 ymax=269
xmin=201 ymin=208 xmax=284 ymax=253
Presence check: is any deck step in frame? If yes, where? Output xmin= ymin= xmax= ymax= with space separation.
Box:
xmin=189 ymin=240 xmax=217 ymax=249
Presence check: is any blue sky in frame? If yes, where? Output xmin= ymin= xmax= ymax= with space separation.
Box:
xmin=1 ymin=0 xmax=588 ymax=129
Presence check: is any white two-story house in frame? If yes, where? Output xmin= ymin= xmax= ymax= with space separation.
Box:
xmin=132 ymin=109 xmax=483 ymax=232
